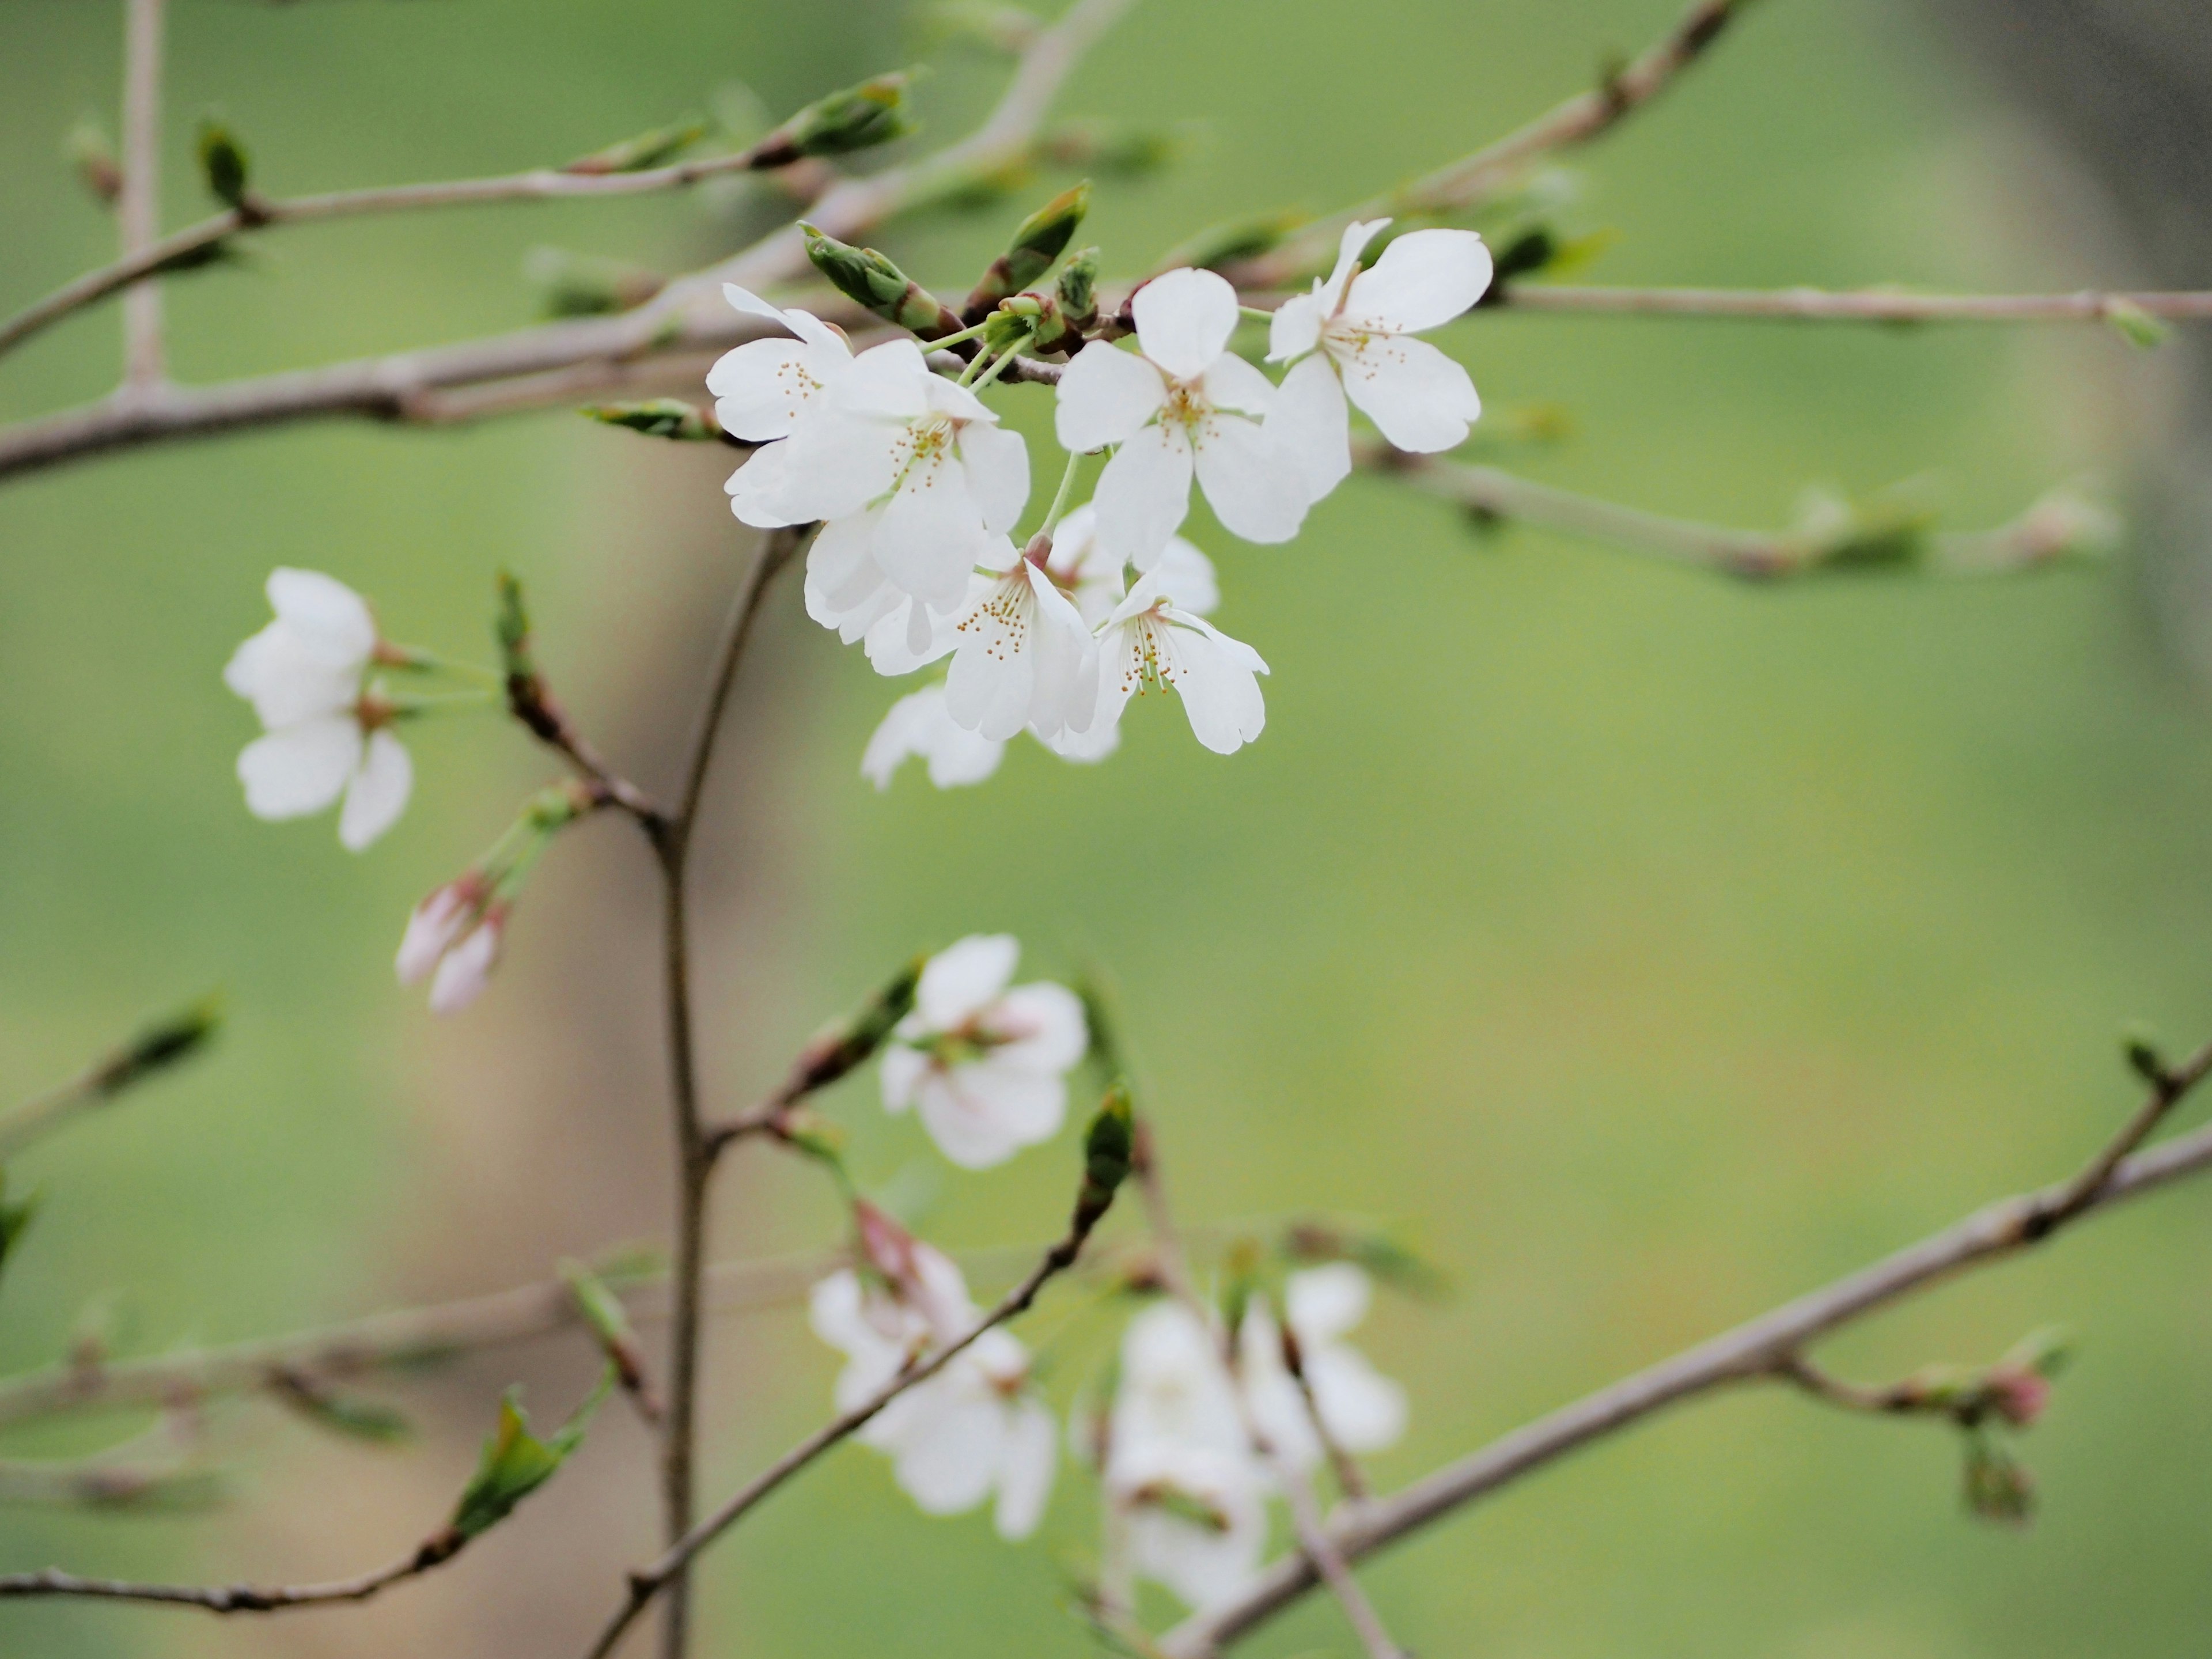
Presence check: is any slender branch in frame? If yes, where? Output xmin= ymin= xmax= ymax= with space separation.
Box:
xmin=0 ymin=1531 xmax=465 ymax=1615
xmin=116 ymin=0 xmax=166 ymax=388
xmin=0 ymin=999 xmax=219 ymax=1161
xmin=0 ymin=0 xmax=1128 ymax=484
xmin=1495 ymin=283 xmax=2212 ymax=325
xmin=668 ymin=529 xmax=806 ymax=851
xmin=1282 ymin=1327 xmax=1370 ymax=1502
xmin=1158 ymin=1035 xmax=2212 ymax=1658
xmin=582 ymin=1218 xmax=1109 ymax=1659
xmin=1771 ymin=1354 xmax=1929 ymax=1416
xmin=1221 ymin=0 xmax=1754 ymax=290
xmin=1365 ymin=447 xmax=2109 ymax=582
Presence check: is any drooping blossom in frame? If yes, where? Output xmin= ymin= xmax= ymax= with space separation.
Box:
xmin=862 ymin=684 xmax=1008 ymax=791
xmin=1043 ymin=503 xmax=1219 ymax=629
xmin=736 ymin=338 xmax=1030 ymax=611
xmin=395 ymin=877 xmax=506 ymax=1014
xmin=223 ymin=568 xmax=411 ymax=851
xmin=880 ymin=934 xmax=1087 ymax=1169
xmin=1266 ymin=219 xmax=1490 ymax=499
xmin=1086 ymin=570 xmax=1268 ymax=756
xmin=942 ymin=550 xmax=1097 ymax=742
xmin=809 ymin=1209 xmax=1056 ymax=1539
xmin=1237 ymin=1264 xmax=1407 ymax=1476
xmin=1105 ymin=1300 xmax=1268 ymax=1612
xmin=1055 ymin=267 xmax=1306 ymax=570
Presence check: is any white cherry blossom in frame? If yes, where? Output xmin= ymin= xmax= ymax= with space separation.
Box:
xmin=862 ymin=684 xmax=1008 ymax=791
xmin=223 ymin=568 xmax=412 ymax=851
xmin=1267 ymin=219 xmax=1490 ymax=500
xmin=707 ymin=284 xmax=853 ymax=444
xmin=1107 ymin=1301 xmax=1268 ymax=1611
xmin=880 ymin=934 xmax=1086 ymax=1169
xmin=1237 ymin=1264 xmax=1408 ymax=1476
xmin=1088 ymin=570 xmax=1267 ymax=756
xmin=808 ymin=1234 xmax=1055 ymax=1539
xmin=738 ymin=338 xmax=1030 ymax=611
xmin=1055 ymin=267 xmax=1306 ymax=571
xmin=943 ymin=550 xmax=1097 ymax=742
xmin=1043 ymin=502 xmax=1219 ymax=629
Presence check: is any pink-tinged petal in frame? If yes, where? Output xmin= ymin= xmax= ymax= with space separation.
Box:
xmin=918 ymin=934 xmax=1021 ymax=1027
xmin=1094 ymin=422 xmax=1193 ymax=571
xmin=1335 ymin=331 xmax=1482 ymax=452
xmin=223 ymin=623 xmax=358 ymax=729
xmin=427 ymin=918 xmax=501 ymax=1014
xmin=338 ymin=729 xmax=412 ymax=851
xmin=1264 ymin=353 xmax=1352 ymax=505
xmin=880 ymin=1042 xmax=929 ymax=1112
xmin=1266 ymin=291 xmax=1324 ymax=364
xmin=988 ymin=980 xmax=1088 ymax=1071
xmin=994 ymin=1396 xmax=1059 ymax=1540
xmin=956 ymin=421 xmax=1031 ymax=536
xmin=873 ymin=452 xmax=989 ymax=609
xmin=237 ymin=715 xmax=361 ymax=820
xmin=1318 ymin=218 xmax=1391 ymax=317
xmin=1191 ymin=415 xmax=1308 ymax=545
xmin=707 ymin=339 xmax=830 ymax=441
xmin=1131 ymin=267 xmax=1239 ymax=381
xmin=916 ymin=1063 xmax=1063 ymax=1168
xmin=1151 ymin=536 xmax=1219 ymax=617
xmin=396 ymin=882 xmax=474 ymax=985
xmin=1055 ymin=342 xmax=1167 ymax=452
xmin=1342 ymin=227 xmax=1492 ymax=334
xmin=1200 ymin=351 xmax=1275 ymax=419
xmin=266 ymin=569 xmax=376 ymax=668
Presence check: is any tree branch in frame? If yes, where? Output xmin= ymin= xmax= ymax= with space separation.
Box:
xmin=0 ymin=1532 xmax=466 ymax=1615
xmin=116 ymin=0 xmax=166 ymax=389
xmin=1158 ymin=1035 xmax=2212 ymax=1658
xmin=1494 ymin=283 xmax=2212 ymax=325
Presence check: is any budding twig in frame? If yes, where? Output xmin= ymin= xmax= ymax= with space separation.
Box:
xmin=0 ymin=1533 xmax=467 ymax=1615
xmin=1158 ymin=1032 xmax=2212 ymax=1658
xmin=0 ymin=998 xmax=221 ymax=1161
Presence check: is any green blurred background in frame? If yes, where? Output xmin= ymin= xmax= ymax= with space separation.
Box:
xmin=2 ymin=1 xmax=2210 ymax=1656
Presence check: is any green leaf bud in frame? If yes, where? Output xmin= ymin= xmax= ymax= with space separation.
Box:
xmin=1070 ymin=1083 xmax=1134 ymax=1238
xmin=754 ymin=73 xmax=918 ymax=168
xmin=89 ymin=996 xmax=222 ymax=1099
xmin=523 ymin=247 xmax=666 ymax=319
xmin=579 ymin=399 xmax=721 ymax=443
xmin=449 ymin=1374 xmax=610 ymax=1541
xmin=785 ymin=957 xmax=923 ymax=1099
xmin=801 ymin=225 xmax=962 ymax=339
xmin=962 ymin=182 xmax=1090 ymax=323
xmin=560 ymin=119 xmax=707 ymax=177
xmin=195 ymin=118 xmax=252 ymax=213
xmin=66 ymin=117 xmax=122 ymax=204
xmin=2104 ymin=299 xmax=2170 ymax=350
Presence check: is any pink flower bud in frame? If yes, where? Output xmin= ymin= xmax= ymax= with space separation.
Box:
xmin=1987 ymin=1368 xmax=2052 ymax=1429
xmin=395 ymin=878 xmax=480 ymax=986
xmin=427 ymin=910 xmax=505 ymax=1015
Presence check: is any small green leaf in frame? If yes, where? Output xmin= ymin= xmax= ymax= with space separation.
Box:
xmin=2104 ymin=299 xmax=2170 ymax=350
xmin=195 ymin=119 xmax=251 ymax=210
xmin=762 ymin=73 xmax=917 ymax=164
xmin=449 ymin=1372 xmax=611 ymax=1541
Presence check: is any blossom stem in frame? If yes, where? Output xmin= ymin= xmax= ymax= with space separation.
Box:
xmin=923 ymin=317 xmax=995 ymax=353
xmin=382 ymin=688 xmax=501 ymax=716
xmin=1237 ymin=305 xmax=1276 ymax=323
xmin=961 ymin=331 xmax=1035 ymax=391
xmin=1039 ymin=447 xmax=1084 ymax=539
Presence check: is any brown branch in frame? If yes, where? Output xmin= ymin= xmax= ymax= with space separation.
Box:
xmin=0 ymin=1529 xmax=466 ymax=1615
xmin=1494 ymin=283 xmax=2212 ymax=325
xmin=1281 ymin=1326 xmax=1370 ymax=1503
xmin=1158 ymin=1035 xmax=2212 ymax=1658
xmin=582 ymin=1214 xmax=1112 ymax=1659
xmin=1365 ymin=447 xmax=2109 ymax=581
xmin=116 ymin=0 xmax=166 ymax=389
xmin=1222 ymin=0 xmax=1755 ymax=290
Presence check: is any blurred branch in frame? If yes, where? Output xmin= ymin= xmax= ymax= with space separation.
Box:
xmin=1497 ymin=283 xmax=2212 ymax=325
xmin=0 ymin=1408 xmax=219 ymax=1511
xmin=1158 ymin=1033 xmax=2212 ymax=1658
xmin=116 ymin=0 xmax=166 ymax=389
xmin=1221 ymin=0 xmax=1756 ymax=289
xmin=0 ymin=0 xmax=1130 ymax=484
xmin=0 ymin=998 xmax=221 ymax=1161
xmin=1364 ymin=446 xmax=2112 ymax=581
xmin=0 ymin=1537 xmax=465 ymax=1614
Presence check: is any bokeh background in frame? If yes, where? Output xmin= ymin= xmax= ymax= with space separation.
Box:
xmin=2 ymin=1 xmax=2210 ymax=1656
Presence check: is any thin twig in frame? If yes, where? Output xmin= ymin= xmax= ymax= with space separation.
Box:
xmin=1495 ymin=283 xmax=2212 ymax=325
xmin=0 ymin=1530 xmax=466 ymax=1614
xmin=116 ymin=0 xmax=165 ymax=389
xmin=1282 ymin=1327 xmax=1371 ymax=1502
xmin=1221 ymin=0 xmax=1755 ymax=290
xmin=1365 ymin=447 xmax=2106 ymax=581
xmin=582 ymin=1217 xmax=1110 ymax=1659
xmin=1771 ymin=1354 xmax=1923 ymax=1415
xmin=1158 ymin=1035 xmax=2212 ymax=1657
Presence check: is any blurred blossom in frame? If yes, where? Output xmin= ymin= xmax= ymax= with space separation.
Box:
xmin=881 ymin=935 xmax=1087 ymax=1168
xmin=395 ymin=879 xmax=506 ymax=1014
xmin=1056 ymin=266 xmax=1307 ymax=570
xmin=1238 ymin=1263 xmax=1408 ymax=1474
xmin=809 ymin=1234 xmax=1056 ymax=1539
xmin=223 ymin=567 xmax=411 ymax=851
xmin=1267 ymin=219 xmax=1489 ymax=498
xmin=862 ymin=684 xmax=1009 ymax=790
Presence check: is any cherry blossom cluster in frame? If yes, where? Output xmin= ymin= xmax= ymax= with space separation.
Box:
xmin=709 ymin=217 xmax=1492 ymax=787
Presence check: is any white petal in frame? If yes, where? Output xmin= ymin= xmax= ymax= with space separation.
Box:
xmin=987 ymin=981 xmax=1089 ymax=1073
xmin=880 ymin=1042 xmax=929 ymax=1112
xmin=1035 ymin=712 xmax=1120 ymax=764
xmin=1342 ymin=227 xmax=1493 ymax=334
xmin=832 ymin=338 xmax=932 ymax=421
xmin=427 ymin=919 xmax=501 ymax=1014
xmin=1055 ymin=342 xmax=1167 ymax=452
xmin=1163 ymin=618 xmax=1267 ymax=755
xmin=956 ymin=421 xmax=1032 ymax=536
xmin=707 ymin=339 xmax=832 ymax=441
xmin=916 ymin=934 xmax=1020 ymax=1027
xmin=945 ymin=574 xmax=1041 ymax=742
xmin=861 ymin=584 xmax=968 ymax=674
xmin=1150 ymin=536 xmax=1219 ymax=617
xmin=236 ymin=716 xmax=361 ymax=820
xmin=1266 ymin=291 xmax=1324 ymax=365
xmin=1191 ymin=415 xmax=1308 ymax=545
xmin=804 ymin=510 xmax=889 ymax=632
xmin=889 ymin=1373 xmax=1005 ymax=1515
xmin=861 ymin=685 xmax=1005 ymax=791
xmin=1336 ymin=331 xmax=1482 ymax=453
xmin=1199 ymin=351 xmax=1275 ymax=419
xmin=396 ymin=884 xmax=473 ymax=986
xmin=1307 ymin=1346 xmax=1408 ymax=1453
xmin=224 ymin=623 xmax=358 ymax=729
xmin=1025 ymin=566 xmax=1097 ymax=736
xmin=776 ymin=410 xmax=904 ymax=522
xmin=725 ymin=438 xmax=810 ymax=529
xmin=994 ymin=1397 xmax=1059 ymax=1541
xmin=1286 ymin=1263 xmax=1372 ymax=1342
xmin=1318 ymin=218 xmax=1391 ymax=317
xmin=1094 ymin=422 xmax=1192 ymax=572
xmin=915 ymin=1063 xmax=1064 ymax=1168
xmin=1132 ymin=267 xmax=1239 ymax=382
xmin=338 ymin=729 xmax=412 ymax=851
xmin=266 ymin=569 xmax=376 ymax=668
xmin=1265 ymin=353 xmax=1352 ymax=505
xmin=874 ymin=452 xmax=990 ymax=609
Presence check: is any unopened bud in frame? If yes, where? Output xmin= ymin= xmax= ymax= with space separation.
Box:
xmin=1054 ymin=247 xmax=1099 ymax=331
xmin=524 ymin=247 xmax=666 ymax=318
xmin=787 ymin=957 xmax=923 ymax=1098
xmin=1984 ymin=1368 xmax=2052 ymax=1429
xmin=854 ymin=1198 xmax=923 ymax=1293
xmin=1961 ymin=1433 xmax=2035 ymax=1525
xmin=753 ymin=73 xmax=916 ymax=168
xmin=802 ymin=225 xmax=961 ymax=339
xmin=426 ymin=908 xmax=505 ymax=1016
xmin=579 ymin=399 xmax=722 ymax=443
xmin=963 ymin=182 xmax=1090 ymax=323
xmin=89 ymin=997 xmax=223 ymax=1097
xmin=194 ymin=118 xmax=253 ymax=213
xmin=1042 ymin=120 xmax=1194 ymax=177
xmin=560 ymin=119 xmax=706 ymax=177
xmin=559 ymin=1259 xmax=656 ymax=1414
xmin=66 ymin=118 xmax=122 ymax=204
xmin=2104 ymin=298 xmax=2170 ymax=351
xmin=397 ymin=878 xmax=484 ymax=986
xmin=1070 ymin=1084 xmax=1134 ymax=1237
